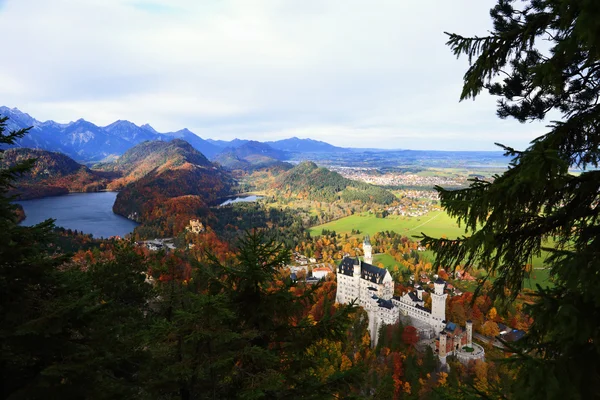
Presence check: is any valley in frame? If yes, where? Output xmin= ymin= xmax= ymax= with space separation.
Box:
xmin=1 ymin=110 xmax=553 ymax=398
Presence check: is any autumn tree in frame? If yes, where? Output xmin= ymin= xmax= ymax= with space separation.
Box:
xmin=422 ymin=1 xmax=600 ymax=398
xmin=401 ymin=326 xmax=419 ymax=349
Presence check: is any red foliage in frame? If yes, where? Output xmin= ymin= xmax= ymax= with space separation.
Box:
xmin=401 ymin=326 xmax=418 ymax=348
xmin=309 ymin=280 xmax=337 ymax=321
xmin=392 ymin=351 xmax=404 ymax=399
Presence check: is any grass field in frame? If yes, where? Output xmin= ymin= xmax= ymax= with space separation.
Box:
xmin=372 ymin=253 xmax=400 ymax=269
xmin=309 ymin=210 xmax=468 ymax=240
xmin=524 ymin=268 xmax=553 ymax=289
xmin=310 ymin=211 xmax=552 ymax=270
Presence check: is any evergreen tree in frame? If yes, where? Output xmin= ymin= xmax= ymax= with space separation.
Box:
xmin=145 ymin=231 xmax=362 ymax=399
xmin=422 ymin=1 xmax=600 ymax=398
xmin=142 ymin=254 xmax=240 ymax=400
xmin=214 ymin=231 xmax=362 ymax=399
xmin=1 ymin=117 xmax=153 ymax=398
xmin=0 ymin=117 xmax=70 ymax=398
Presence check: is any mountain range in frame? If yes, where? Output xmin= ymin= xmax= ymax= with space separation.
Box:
xmin=0 ymin=106 xmax=345 ymax=163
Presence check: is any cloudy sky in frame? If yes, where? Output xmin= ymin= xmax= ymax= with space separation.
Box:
xmin=0 ymin=0 xmax=549 ymax=150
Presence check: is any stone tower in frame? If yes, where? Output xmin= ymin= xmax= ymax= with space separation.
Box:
xmin=439 ymin=331 xmax=447 ymax=366
xmin=431 ymin=278 xmax=448 ymax=328
xmin=466 ymin=320 xmax=473 ymax=347
xmin=363 ymin=235 xmax=373 ymax=265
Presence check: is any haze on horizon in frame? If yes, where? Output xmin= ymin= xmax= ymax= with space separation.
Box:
xmin=0 ymin=0 xmax=548 ymax=151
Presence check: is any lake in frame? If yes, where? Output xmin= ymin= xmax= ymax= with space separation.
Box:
xmin=17 ymin=192 xmax=139 ymax=238
xmin=219 ymin=195 xmax=263 ymax=206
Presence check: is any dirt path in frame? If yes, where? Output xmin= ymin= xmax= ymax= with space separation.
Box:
xmin=405 ymin=212 xmax=442 ymax=233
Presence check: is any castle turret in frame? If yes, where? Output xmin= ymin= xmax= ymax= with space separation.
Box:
xmin=416 ymin=285 xmax=424 ymax=300
xmin=439 ymin=331 xmax=447 ymax=366
xmin=466 ymin=320 xmax=473 ymax=347
xmin=353 ymin=257 xmax=361 ymax=277
xmin=363 ymin=235 xmax=373 ymax=265
xmin=434 ymin=278 xmax=445 ymax=295
xmin=431 ymin=278 xmax=448 ymax=327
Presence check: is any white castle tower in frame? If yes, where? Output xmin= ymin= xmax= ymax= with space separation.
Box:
xmin=363 ymin=235 xmax=373 ymax=265
xmin=431 ymin=278 xmax=448 ymax=330
xmin=466 ymin=320 xmax=473 ymax=347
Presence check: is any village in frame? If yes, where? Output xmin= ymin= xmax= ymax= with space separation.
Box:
xmin=330 ymin=167 xmax=466 ymax=188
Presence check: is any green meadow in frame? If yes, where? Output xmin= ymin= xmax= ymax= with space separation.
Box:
xmin=372 ymin=253 xmax=400 ymax=269
xmin=309 ymin=210 xmax=468 ymax=240
xmin=310 ymin=211 xmax=552 ymax=269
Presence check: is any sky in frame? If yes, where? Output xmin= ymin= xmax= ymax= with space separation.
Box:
xmin=0 ymin=0 xmax=551 ymax=150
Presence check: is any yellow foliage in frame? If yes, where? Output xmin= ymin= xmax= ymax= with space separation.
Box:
xmin=340 ymin=354 xmax=352 ymax=371
xmin=437 ymin=372 xmax=448 ymax=386
xmin=361 ymin=332 xmax=371 ymax=348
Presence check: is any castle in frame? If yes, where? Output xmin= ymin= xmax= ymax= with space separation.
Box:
xmin=335 ymin=236 xmax=484 ymax=366
xmin=187 ymin=219 xmax=205 ymax=234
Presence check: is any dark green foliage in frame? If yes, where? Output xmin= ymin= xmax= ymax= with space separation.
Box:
xmin=422 ymin=1 xmax=600 ymax=398
xmin=142 ymin=256 xmax=240 ymax=400
xmin=34 ymin=246 xmax=152 ymax=399
xmin=0 ymin=116 xmax=69 ymax=398
xmin=216 ymin=231 xmax=361 ymax=399
xmin=0 ymin=117 xmax=152 ymax=398
xmin=145 ymin=231 xmax=362 ymax=399
xmin=212 ymin=202 xmax=310 ymax=248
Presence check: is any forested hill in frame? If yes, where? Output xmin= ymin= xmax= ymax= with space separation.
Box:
xmin=272 ymin=161 xmax=396 ymax=204
xmin=0 ymin=148 xmax=114 ymax=199
xmin=95 ymin=139 xmax=212 ymax=189
xmin=109 ymin=139 xmax=234 ymax=236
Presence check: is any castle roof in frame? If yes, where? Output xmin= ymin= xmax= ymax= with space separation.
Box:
xmin=363 ymin=235 xmax=371 ymax=246
xmin=337 ymin=257 xmax=387 ymax=283
xmin=338 ymin=257 xmax=359 ymax=277
xmin=377 ymin=298 xmax=394 ymax=310
xmin=360 ymin=261 xmax=387 ymax=284
xmin=407 ymin=291 xmax=423 ymax=303
xmin=435 ymin=277 xmax=446 ymax=285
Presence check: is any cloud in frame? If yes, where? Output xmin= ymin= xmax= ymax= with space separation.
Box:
xmin=0 ymin=0 xmax=548 ymax=150
xmin=129 ymin=1 xmax=182 ymax=14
